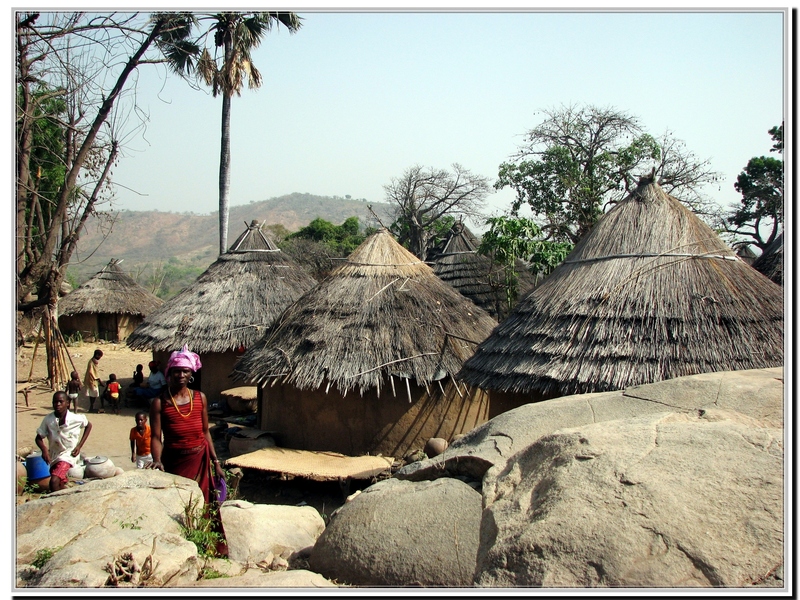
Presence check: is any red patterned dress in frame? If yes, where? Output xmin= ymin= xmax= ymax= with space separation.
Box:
xmin=160 ymin=390 xmax=213 ymax=503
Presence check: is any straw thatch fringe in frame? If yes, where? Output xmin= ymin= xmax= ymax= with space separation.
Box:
xmin=126 ymin=221 xmax=316 ymax=353
xmin=431 ymin=222 xmax=539 ymax=321
xmin=58 ymin=259 xmax=163 ymax=317
xmin=232 ymin=228 xmax=498 ymax=396
xmin=752 ymin=232 xmax=783 ymax=286
xmin=458 ymin=180 xmax=784 ymax=397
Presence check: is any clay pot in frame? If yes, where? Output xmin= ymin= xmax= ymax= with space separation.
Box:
xmin=16 ymin=462 xmax=27 ymax=495
xmin=84 ymin=456 xmax=116 ymax=479
xmin=424 ymin=437 xmax=449 ymax=458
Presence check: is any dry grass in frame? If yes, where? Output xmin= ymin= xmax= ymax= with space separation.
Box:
xmin=459 ymin=180 xmax=785 ymax=397
xmin=127 ymin=221 xmax=316 ymax=353
xmin=233 ymin=228 xmax=498 ymax=395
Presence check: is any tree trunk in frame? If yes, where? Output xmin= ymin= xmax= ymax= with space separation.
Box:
xmin=219 ymin=91 xmax=232 ymax=256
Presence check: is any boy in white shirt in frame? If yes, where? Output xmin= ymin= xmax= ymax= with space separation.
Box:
xmin=35 ymin=391 xmax=93 ymax=492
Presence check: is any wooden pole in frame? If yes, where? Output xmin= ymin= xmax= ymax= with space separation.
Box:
xmin=26 ymin=318 xmax=43 ymax=382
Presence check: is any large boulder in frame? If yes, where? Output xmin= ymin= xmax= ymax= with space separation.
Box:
xmin=220 ymin=500 xmax=325 ymax=566
xmin=309 ymin=477 xmax=482 ymax=587
xmin=475 ymin=409 xmax=784 ymax=587
xmin=16 ymin=470 xmax=204 ymax=587
xmin=397 ymin=367 xmax=783 ymax=483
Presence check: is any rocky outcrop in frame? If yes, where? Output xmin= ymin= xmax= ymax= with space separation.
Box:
xmin=16 ymin=470 xmax=205 ymax=587
xmin=396 ymin=368 xmax=783 ymax=483
xmin=475 ymin=409 xmax=784 ymax=587
xmin=220 ymin=500 xmax=326 ymax=566
xmin=309 ymin=477 xmax=482 ymax=587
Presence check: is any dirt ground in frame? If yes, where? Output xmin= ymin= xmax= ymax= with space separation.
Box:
xmin=15 ymin=341 xmax=353 ymax=517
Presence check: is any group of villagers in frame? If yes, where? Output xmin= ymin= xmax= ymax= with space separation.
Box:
xmin=34 ymin=346 xmax=226 ymax=550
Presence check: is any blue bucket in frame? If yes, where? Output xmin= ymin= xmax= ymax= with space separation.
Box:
xmin=25 ymin=454 xmax=50 ymax=480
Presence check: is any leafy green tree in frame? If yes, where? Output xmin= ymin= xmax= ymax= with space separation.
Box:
xmin=496 ymin=104 xmax=720 ymax=244
xmin=723 ymin=124 xmax=783 ymax=251
xmin=384 ymin=163 xmax=491 ymax=260
xmin=288 ymin=216 xmax=369 ymax=255
xmin=163 ymin=11 xmax=302 ymax=255
xmin=478 ymin=216 xmax=572 ymax=309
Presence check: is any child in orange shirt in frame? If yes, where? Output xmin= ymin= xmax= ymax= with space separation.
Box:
xmin=129 ymin=411 xmax=153 ymax=468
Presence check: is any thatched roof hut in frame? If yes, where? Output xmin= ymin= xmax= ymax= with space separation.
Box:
xmin=127 ymin=220 xmax=316 ymax=402
xmin=458 ymin=178 xmax=784 ymax=413
xmin=752 ymin=232 xmax=783 ymax=286
xmin=58 ymin=259 xmax=163 ymax=342
xmin=430 ymin=222 xmax=539 ymax=321
xmin=232 ymin=228 xmax=499 ymax=457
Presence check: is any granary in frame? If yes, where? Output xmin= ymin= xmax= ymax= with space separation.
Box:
xmin=127 ymin=220 xmax=316 ymax=403
xmin=458 ymin=177 xmax=784 ymax=417
xmin=430 ymin=221 xmax=539 ymax=321
xmin=58 ymin=259 xmax=163 ymax=342
xmin=752 ymin=232 xmax=783 ymax=286
xmin=231 ymin=228 xmax=499 ymax=458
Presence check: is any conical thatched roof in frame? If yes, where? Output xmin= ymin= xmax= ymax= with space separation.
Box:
xmin=59 ymin=259 xmax=163 ymax=316
xmin=458 ymin=178 xmax=784 ymax=397
xmin=431 ymin=222 xmax=539 ymax=320
xmin=127 ymin=220 xmax=317 ymax=353
xmin=752 ymin=232 xmax=783 ymax=286
xmin=233 ymin=228 xmax=499 ymax=395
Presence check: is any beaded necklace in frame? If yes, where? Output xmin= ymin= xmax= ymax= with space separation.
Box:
xmin=168 ymin=388 xmax=193 ymax=419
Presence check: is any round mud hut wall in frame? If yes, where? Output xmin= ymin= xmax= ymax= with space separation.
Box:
xmin=257 ymin=379 xmax=489 ymax=457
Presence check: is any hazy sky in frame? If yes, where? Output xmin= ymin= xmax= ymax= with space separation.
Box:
xmin=102 ymin=8 xmax=787 ymax=229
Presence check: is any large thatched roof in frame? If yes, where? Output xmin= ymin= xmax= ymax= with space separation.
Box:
xmin=458 ymin=178 xmax=784 ymax=397
xmin=126 ymin=220 xmax=317 ymax=353
xmin=752 ymin=232 xmax=783 ymax=286
xmin=59 ymin=259 xmax=163 ymax=317
xmin=232 ymin=228 xmax=498 ymax=395
xmin=431 ymin=222 xmax=539 ymax=320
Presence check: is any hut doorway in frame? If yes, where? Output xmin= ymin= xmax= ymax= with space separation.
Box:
xmin=97 ymin=313 xmax=118 ymax=342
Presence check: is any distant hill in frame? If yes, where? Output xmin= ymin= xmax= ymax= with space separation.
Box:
xmin=70 ymin=193 xmax=394 ymax=287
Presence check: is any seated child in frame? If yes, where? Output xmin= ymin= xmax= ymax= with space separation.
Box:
xmin=35 ymin=391 xmax=92 ymax=492
xmin=132 ymin=364 xmax=144 ymax=387
xmin=130 ymin=411 xmax=153 ymax=468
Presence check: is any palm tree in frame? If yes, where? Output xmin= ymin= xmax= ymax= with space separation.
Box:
xmin=166 ymin=12 xmax=302 ymax=255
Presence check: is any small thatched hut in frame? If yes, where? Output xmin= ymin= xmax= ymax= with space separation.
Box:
xmin=430 ymin=222 xmax=539 ymax=321
xmin=752 ymin=232 xmax=783 ymax=286
xmin=735 ymin=243 xmax=757 ymax=265
xmin=58 ymin=259 xmax=163 ymax=342
xmin=232 ymin=228 xmax=499 ymax=458
xmin=127 ymin=220 xmax=316 ymax=403
xmin=458 ymin=178 xmax=784 ymax=417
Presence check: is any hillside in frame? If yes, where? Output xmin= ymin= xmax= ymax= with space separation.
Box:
xmin=70 ymin=193 xmax=394 ymax=287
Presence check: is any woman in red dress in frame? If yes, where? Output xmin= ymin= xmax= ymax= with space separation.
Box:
xmin=147 ymin=346 xmax=224 ymax=504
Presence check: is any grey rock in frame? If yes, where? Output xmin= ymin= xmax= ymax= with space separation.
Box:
xmin=309 ymin=477 xmax=482 ymax=587
xmin=17 ymin=470 xmax=202 ymax=567
xmin=397 ymin=368 xmax=783 ymax=483
xmin=189 ymin=567 xmax=337 ymax=587
xmin=475 ymin=409 xmax=784 ymax=587
xmin=220 ymin=500 xmax=325 ymax=566
xmin=32 ymin=529 xmax=200 ymax=588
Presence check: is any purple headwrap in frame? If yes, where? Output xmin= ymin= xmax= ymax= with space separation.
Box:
xmin=165 ymin=345 xmax=202 ymax=375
